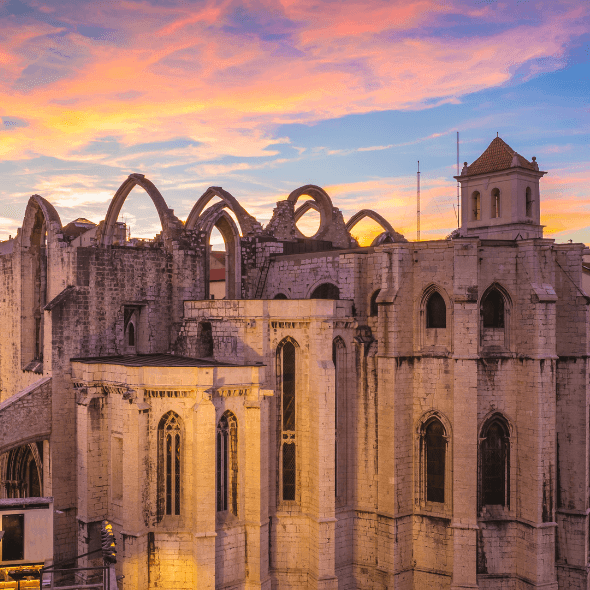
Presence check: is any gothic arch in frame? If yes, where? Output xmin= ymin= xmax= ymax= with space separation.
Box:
xmin=0 ymin=442 xmax=43 ymax=498
xmin=287 ymin=185 xmax=334 ymax=238
xmin=293 ymin=200 xmax=320 ymax=222
xmin=345 ymin=209 xmax=396 ymax=237
xmin=21 ymin=195 xmax=62 ymax=248
xmin=185 ymin=186 xmax=262 ymax=236
xmin=20 ymin=196 xmax=62 ymax=370
xmin=98 ymin=174 xmax=182 ymax=248
xmin=479 ymin=282 xmax=513 ymax=309
xmin=196 ymin=203 xmax=242 ymax=299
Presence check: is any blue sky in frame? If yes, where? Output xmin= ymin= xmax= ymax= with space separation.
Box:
xmin=0 ymin=0 xmax=588 ymax=245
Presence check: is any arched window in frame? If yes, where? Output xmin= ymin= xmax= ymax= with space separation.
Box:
xmin=472 ymin=191 xmax=481 ymax=221
xmin=482 ymin=288 xmax=504 ymax=328
xmin=2 ymin=443 xmax=43 ymax=499
xmin=127 ymin=322 xmax=135 ymax=347
xmin=426 ymin=291 xmax=446 ymax=329
xmin=526 ymin=187 xmax=533 ymax=217
xmin=217 ymin=411 xmax=238 ymax=515
xmin=370 ymin=289 xmax=380 ymax=317
xmin=425 ymin=419 xmax=446 ymax=503
xmin=278 ymin=339 xmax=297 ymax=501
xmin=157 ymin=412 xmax=181 ymax=519
xmin=491 ymin=188 xmax=500 ymax=218
xmin=124 ymin=306 xmax=140 ymax=351
xmin=333 ymin=337 xmax=347 ymax=500
xmin=310 ymin=283 xmax=340 ymax=299
xmin=274 ymin=293 xmax=288 ymax=300
xmin=480 ymin=416 xmax=510 ymax=507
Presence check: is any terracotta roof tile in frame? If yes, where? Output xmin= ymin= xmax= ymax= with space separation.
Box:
xmin=463 ymin=137 xmax=536 ymax=177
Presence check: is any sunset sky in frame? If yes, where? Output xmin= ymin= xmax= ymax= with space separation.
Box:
xmin=0 ymin=0 xmax=588 ymax=245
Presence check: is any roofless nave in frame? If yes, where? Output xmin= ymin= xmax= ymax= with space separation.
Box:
xmin=0 ymin=136 xmax=589 ymax=590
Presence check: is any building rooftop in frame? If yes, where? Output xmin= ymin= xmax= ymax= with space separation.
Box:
xmin=462 ymin=136 xmax=536 ymax=177
xmin=70 ymin=353 xmax=254 ymax=367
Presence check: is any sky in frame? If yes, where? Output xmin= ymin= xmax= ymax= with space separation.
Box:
xmin=0 ymin=0 xmax=588 ymax=246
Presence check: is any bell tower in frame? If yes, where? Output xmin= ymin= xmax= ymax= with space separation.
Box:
xmin=455 ymin=136 xmax=547 ymax=240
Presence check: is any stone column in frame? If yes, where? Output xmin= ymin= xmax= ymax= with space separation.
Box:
xmin=451 ymin=240 xmax=479 ymax=589
xmin=192 ymin=392 xmax=217 ymax=589
xmin=244 ymin=390 xmax=271 ymax=589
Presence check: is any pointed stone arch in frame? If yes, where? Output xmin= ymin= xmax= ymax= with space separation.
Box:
xmin=345 ymin=209 xmax=396 ymax=237
xmin=287 ymin=185 xmax=334 ymax=238
xmin=97 ymin=174 xmax=182 ymax=248
xmin=21 ymin=195 xmax=62 ymax=248
xmin=293 ymin=200 xmax=320 ymax=222
xmin=185 ymin=186 xmax=262 ymax=236
xmin=196 ymin=202 xmax=242 ymax=299
xmin=20 ymin=196 xmax=62 ymax=371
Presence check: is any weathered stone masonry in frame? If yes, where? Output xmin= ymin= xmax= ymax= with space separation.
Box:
xmin=0 ymin=136 xmax=589 ymax=590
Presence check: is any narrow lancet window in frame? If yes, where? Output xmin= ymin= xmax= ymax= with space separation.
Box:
xmin=480 ymin=417 xmax=510 ymax=507
xmin=158 ymin=412 xmax=181 ymax=518
xmin=425 ymin=419 xmax=446 ymax=503
xmin=279 ymin=339 xmax=297 ymax=501
xmin=217 ymin=411 xmax=238 ymax=515
xmin=426 ymin=291 xmax=446 ymax=329
xmin=482 ymin=288 xmax=504 ymax=328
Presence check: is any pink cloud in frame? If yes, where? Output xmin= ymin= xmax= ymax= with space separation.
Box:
xmin=0 ymin=0 xmax=587 ymax=170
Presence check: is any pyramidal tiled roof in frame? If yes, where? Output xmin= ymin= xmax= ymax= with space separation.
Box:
xmin=463 ymin=136 xmax=536 ymax=176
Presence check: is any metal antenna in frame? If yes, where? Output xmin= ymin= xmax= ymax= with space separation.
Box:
xmin=457 ymin=131 xmax=460 ymax=228
xmin=417 ymin=160 xmax=420 ymax=241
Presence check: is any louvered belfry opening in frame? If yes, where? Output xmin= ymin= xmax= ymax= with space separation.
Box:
xmin=281 ymin=340 xmax=296 ymax=501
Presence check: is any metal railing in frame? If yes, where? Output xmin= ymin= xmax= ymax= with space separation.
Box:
xmin=40 ymin=566 xmax=109 ymax=590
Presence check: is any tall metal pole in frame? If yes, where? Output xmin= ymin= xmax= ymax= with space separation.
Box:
xmin=457 ymin=131 xmax=460 ymax=228
xmin=417 ymin=160 xmax=420 ymax=241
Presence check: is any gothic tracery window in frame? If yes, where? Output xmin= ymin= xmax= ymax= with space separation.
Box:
xmin=278 ymin=338 xmax=297 ymax=501
xmin=157 ymin=411 xmax=181 ymax=519
xmin=217 ymin=411 xmax=238 ymax=515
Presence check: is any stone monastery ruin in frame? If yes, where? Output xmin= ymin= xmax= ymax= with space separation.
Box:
xmin=0 ymin=136 xmax=589 ymax=589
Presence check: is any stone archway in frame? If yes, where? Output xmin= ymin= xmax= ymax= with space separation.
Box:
xmin=20 ymin=196 xmax=63 ymax=371
xmin=287 ymin=185 xmax=334 ymax=239
xmin=97 ymin=174 xmax=182 ymax=248
xmin=185 ymin=187 xmax=262 ymax=237
xmin=345 ymin=209 xmax=396 ymax=237
xmin=193 ymin=202 xmax=242 ymax=299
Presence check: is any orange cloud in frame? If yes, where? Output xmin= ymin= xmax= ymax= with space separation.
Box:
xmin=0 ymin=0 xmax=586 ymax=165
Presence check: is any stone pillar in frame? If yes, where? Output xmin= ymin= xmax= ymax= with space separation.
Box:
xmin=451 ymin=240 xmax=479 ymax=589
xmin=244 ymin=392 xmax=271 ymax=589
xmin=192 ymin=392 xmax=217 ymax=589
xmin=313 ymin=351 xmax=338 ymax=589
xmin=121 ymin=401 xmax=150 ymax=589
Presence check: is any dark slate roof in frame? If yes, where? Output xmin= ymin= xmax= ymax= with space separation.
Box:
xmin=462 ymin=137 xmax=536 ymax=177
xmin=70 ymin=353 xmax=256 ymax=367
